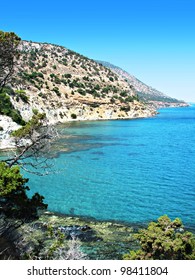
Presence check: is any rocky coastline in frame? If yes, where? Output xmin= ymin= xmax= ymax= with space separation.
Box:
xmin=1 ymin=210 xmax=139 ymax=260
xmin=0 ymin=103 xmax=156 ymax=151
xmin=0 ymin=100 xmax=189 ymax=151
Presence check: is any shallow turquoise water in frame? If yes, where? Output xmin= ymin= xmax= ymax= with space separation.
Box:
xmin=27 ymin=106 xmax=195 ymax=229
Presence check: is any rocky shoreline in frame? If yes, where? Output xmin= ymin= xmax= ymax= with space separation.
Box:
xmin=7 ymin=211 xmax=140 ymax=260
xmin=0 ymin=104 xmax=156 ymax=151
xmin=0 ymin=100 xmax=190 ymax=151
xmin=1 ymin=210 xmax=195 ymax=260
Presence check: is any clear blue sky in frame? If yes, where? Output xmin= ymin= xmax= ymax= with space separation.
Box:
xmin=1 ymin=0 xmax=195 ymax=101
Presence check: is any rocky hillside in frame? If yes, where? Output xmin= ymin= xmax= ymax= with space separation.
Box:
xmin=1 ymin=40 xmax=157 ymax=149
xmin=97 ymin=61 xmax=188 ymax=108
xmin=3 ymin=40 xmax=155 ymax=124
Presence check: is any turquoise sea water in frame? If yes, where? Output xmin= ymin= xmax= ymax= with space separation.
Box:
xmin=27 ymin=106 xmax=195 ymax=229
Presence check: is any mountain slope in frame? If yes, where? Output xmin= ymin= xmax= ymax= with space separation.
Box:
xmin=97 ymin=61 xmax=188 ymax=108
xmin=4 ymin=40 xmax=156 ymax=124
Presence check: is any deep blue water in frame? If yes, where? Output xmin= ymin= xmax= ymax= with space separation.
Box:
xmin=27 ymin=106 xmax=195 ymax=229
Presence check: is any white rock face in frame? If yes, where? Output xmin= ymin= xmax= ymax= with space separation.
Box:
xmin=0 ymin=115 xmax=21 ymax=150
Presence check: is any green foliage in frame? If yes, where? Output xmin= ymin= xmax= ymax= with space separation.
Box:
xmin=71 ymin=113 xmax=77 ymax=119
xmin=125 ymin=96 xmax=135 ymax=103
xmin=22 ymin=71 xmax=44 ymax=82
xmin=38 ymin=92 xmax=44 ymax=98
xmin=120 ymin=91 xmax=128 ymax=97
xmin=102 ymin=86 xmax=110 ymax=93
xmin=0 ymin=31 xmax=20 ymax=44
xmin=77 ymin=88 xmax=86 ymax=96
xmin=0 ymin=162 xmax=24 ymax=196
xmin=32 ymin=108 xmax=39 ymax=115
xmin=110 ymin=97 xmax=115 ymax=104
xmin=68 ymin=78 xmax=85 ymax=89
xmin=52 ymin=86 xmax=61 ymax=96
xmin=0 ymin=87 xmax=25 ymax=125
xmin=14 ymin=90 xmax=29 ymax=103
xmin=64 ymin=73 xmax=72 ymax=79
xmin=83 ymin=76 xmax=89 ymax=81
xmin=120 ymin=105 xmax=130 ymax=112
xmin=60 ymin=58 xmax=67 ymax=66
xmin=94 ymin=84 xmax=100 ymax=90
xmin=50 ymin=73 xmax=61 ymax=84
xmin=0 ymin=31 xmax=21 ymax=90
xmin=124 ymin=215 xmax=195 ymax=260
xmin=133 ymin=94 xmax=139 ymax=102
xmin=12 ymin=112 xmax=46 ymax=139
xmin=0 ymin=162 xmax=47 ymax=220
xmin=28 ymin=61 xmax=35 ymax=68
